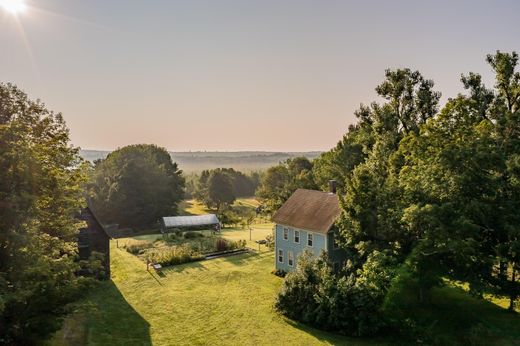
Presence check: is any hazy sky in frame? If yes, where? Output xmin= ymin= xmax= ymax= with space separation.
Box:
xmin=2 ymin=1 xmax=519 ymax=151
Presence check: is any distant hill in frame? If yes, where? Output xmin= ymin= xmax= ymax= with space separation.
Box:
xmin=80 ymin=150 xmax=322 ymax=173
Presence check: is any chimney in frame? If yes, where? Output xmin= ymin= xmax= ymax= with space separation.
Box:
xmin=328 ymin=180 xmax=337 ymax=194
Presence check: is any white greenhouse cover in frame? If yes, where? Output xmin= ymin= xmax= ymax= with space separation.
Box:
xmin=162 ymin=214 xmax=220 ymax=229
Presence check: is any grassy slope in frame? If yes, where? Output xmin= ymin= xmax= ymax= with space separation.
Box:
xmin=52 ymin=239 xmax=378 ymax=346
xmin=49 ymin=198 xmax=520 ymax=345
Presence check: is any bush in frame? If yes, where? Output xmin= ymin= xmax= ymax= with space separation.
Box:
xmin=213 ymin=238 xmax=246 ymax=252
xmin=216 ymin=238 xmax=228 ymax=251
xmin=265 ymin=233 xmax=275 ymax=250
xmin=275 ymin=250 xmax=393 ymax=336
xmin=272 ymin=269 xmax=286 ymax=277
xmin=146 ymin=244 xmax=204 ymax=266
xmin=125 ymin=240 xmax=153 ymax=255
xmin=184 ymin=231 xmax=204 ymax=239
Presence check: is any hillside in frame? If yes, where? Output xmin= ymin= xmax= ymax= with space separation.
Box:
xmin=80 ymin=150 xmax=321 ymax=173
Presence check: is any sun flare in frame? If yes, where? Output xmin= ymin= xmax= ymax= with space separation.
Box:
xmin=0 ymin=0 xmax=27 ymax=14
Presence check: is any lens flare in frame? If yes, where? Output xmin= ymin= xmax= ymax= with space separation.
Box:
xmin=0 ymin=0 xmax=27 ymax=15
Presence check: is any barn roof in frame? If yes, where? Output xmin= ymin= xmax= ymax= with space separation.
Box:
xmin=272 ymin=189 xmax=341 ymax=234
xmin=161 ymin=214 xmax=220 ymax=229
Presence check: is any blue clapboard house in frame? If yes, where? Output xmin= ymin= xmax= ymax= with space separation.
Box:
xmin=272 ymin=181 xmax=347 ymax=272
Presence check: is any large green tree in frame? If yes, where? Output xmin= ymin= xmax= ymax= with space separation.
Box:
xmin=397 ymin=51 xmax=520 ymax=308
xmin=206 ymin=170 xmax=236 ymax=211
xmin=257 ymin=157 xmax=317 ymax=212
xmin=0 ymin=83 xmax=91 ymax=344
xmin=89 ymin=144 xmax=185 ymax=228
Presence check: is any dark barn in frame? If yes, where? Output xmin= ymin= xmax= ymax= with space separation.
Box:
xmin=77 ymin=207 xmax=111 ymax=279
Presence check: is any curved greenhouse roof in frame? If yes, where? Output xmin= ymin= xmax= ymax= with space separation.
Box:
xmin=161 ymin=214 xmax=220 ymax=229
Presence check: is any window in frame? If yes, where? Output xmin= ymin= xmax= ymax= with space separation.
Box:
xmin=283 ymin=228 xmax=288 ymax=240
xmin=333 ymin=232 xmax=340 ymax=249
xmin=307 ymin=233 xmax=313 ymax=247
xmin=278 ymin=249 xmax=284 ymax=263
xmin=288 ymin=251 xmax=294 ymax=266
xmin=294 ymin=230 xmax=300 ymax=243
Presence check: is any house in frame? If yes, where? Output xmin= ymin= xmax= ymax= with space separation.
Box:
xmin=77 ymin=207 xmax=111 ymax=279
xmin=272 ymin=181 xmax=346 ymax=272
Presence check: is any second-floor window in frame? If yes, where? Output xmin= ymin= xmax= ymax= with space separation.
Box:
xmin=283 ymin=227 xmax=288 ymax=240
xmin=294 ymin=230 xmax=300 ymax=243
xmin=307 ymin=233 xmax=313 ymax=247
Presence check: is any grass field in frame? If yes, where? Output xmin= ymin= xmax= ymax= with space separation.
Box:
xmin=49 ymin=199 xmax=520 ymax=345
xmin=51 ymin=231 xmax=382 ymax=345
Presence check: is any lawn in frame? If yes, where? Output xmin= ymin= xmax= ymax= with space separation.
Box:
xmin=49 ymin=198 xmax=520 ymax=345
xmin=179 ymin=198 xmax=261 ymax=217
xmin=50 ymin=237 xmax=381 ymax=346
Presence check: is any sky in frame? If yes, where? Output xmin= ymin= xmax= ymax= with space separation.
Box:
xmin=1 ymin=0 xmax=519 ymax=152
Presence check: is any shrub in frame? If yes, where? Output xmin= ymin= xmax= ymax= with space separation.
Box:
xmin=216 ymin=238 xmax=228 ymax=251
xmin=146 ymin=244 xmax=204 ymax=266
xmin=275 ymin=250 xmax=394 ymax=336
xmin=184 ymin=231 xmax=204 ymax=239
xmin=265 ymin=233 xmax=275 ymax=250
xmin=272 ymin=269 xmax=286 ymax=277
xmin=125 ymin=240 xmax=153 ymax=255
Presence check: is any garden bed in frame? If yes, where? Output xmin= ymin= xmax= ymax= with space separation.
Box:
xmin=122 ymin=231 xmax=248 ymax=267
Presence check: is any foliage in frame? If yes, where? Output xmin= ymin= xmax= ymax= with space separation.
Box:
xmin=88 ymin=144 xmax=185 ymax=229
xmin=277 ymin=51 xmax=520 ymax=337
xmin=275 ymin=250 xmax=395 ymax=336
xmin=79 ymin=251 xmax=108 ymax=280
xmin=215 ymin=238 xmax=246 ymax=252
xmin=0 ymin=83 xmax=93 ymax=344
xmin=124 ymin=240 xmax=154 ymax=255
xmin=265 ymin=233 xmax=275 ymax=250
xmin=219 ymin=209 xmax=241 ymax=228
xmin=256 ymin=157 xmax=317 ymax=213
xmin=146 ymin=244 xmax=204 ymax=266
xmin=183 ymin=231 xmax=204 ymax=239
xmin=193 ymin=168 xmax=259 ymax=208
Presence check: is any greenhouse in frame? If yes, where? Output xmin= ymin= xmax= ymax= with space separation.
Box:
xmin=160 ymin=214 xmax=220 ymax=231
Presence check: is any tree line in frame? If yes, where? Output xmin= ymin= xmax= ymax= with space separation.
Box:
xmin=275 ymin=51 xmax=520 ymax=338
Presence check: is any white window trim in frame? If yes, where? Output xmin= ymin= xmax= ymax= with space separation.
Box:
xmin=283 ymin=227 xmax=288 ymax=240
xmin=307 ymin=232 xmax=313 ymax=247
xmin=294 ymin=230 xmax=300 ymax=244
xmin=288 ymin=251 xmax=294 ymax=267
xmin=278 ymin=249 xmax=284 ymax=263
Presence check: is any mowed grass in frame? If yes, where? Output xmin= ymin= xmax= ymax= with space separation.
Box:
xmin=49 ymin=198 xmax=520 ymax=345
xmin=51 ymin=240 xmax=380 ymax=346
xmin=179 ymin=198 xmax=260 ymax=216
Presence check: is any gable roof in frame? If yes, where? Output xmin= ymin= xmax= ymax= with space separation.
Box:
xmin=272 ymin=189 xmax=341 ymax=234
xmin=80 ymin=206 xmax=112 ymax=238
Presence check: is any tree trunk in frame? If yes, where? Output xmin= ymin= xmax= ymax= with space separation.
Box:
xmin=509 ymin=265 xmax=517 ymax=312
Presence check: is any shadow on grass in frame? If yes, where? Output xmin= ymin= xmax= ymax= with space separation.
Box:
xmin=78 ymin=280 xmax=151 ymax=346
xmin=159 ymin=259 xmax=209 ymax=275
xmin=284 ymin=318 xmax=387 ymax=346
xmin=418 ymin=285 xmax=520 ymax=345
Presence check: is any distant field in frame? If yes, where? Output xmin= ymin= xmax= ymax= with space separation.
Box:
xmin=80 ymin=149 xmax=322 ymax=173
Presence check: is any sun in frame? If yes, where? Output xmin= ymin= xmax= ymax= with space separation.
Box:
xmin=0 ymin=0 xmax=27 ymax=14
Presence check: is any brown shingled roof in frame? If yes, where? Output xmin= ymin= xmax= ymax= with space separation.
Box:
xmin=272 ymin=189 xmax=341 ymax=234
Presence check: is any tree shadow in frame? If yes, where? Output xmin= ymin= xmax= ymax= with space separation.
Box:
xmin=60 ymin=280 xmax=152 ymax=346
xmin=158 ymin=260 xmax=209 ymax=275
xmin=284 ymin=318 xmax=387 ymax=346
